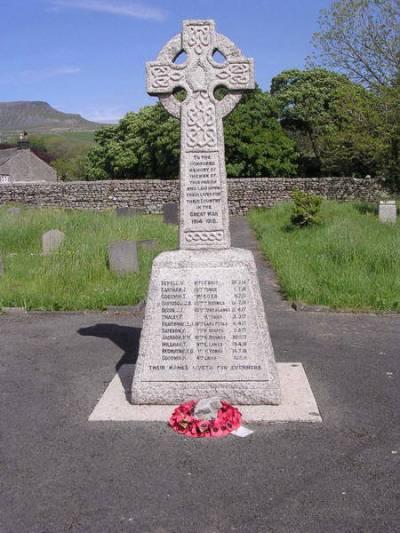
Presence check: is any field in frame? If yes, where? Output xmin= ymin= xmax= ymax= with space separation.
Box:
xmin=249 ymin=201 xmax=400 ymax=312
xmin=56 ymin=131 xmax=97 ymax=143
xmin=0 ymin=207 xmax=177 ymax=311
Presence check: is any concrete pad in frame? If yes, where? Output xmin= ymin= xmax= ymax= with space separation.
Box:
xmin=89 ymin=363 xmax=322 ymax=423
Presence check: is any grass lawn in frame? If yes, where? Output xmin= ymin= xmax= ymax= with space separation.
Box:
xmin=249 ymin=201 xmax=400 ymax=312
xmin=0 ymin=207 xmax=178 ymax=311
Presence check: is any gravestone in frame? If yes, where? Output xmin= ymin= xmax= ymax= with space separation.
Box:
xmin=379 ymin=201 xmax=397 ymax=224
xmin=162 ymin=202 xmax=179 ymax=225
xmin=132 ymin=20 xmax=281 ymax=405
xmin=116 ymin=207 xmax=146 ymax=217
xmin=108 ymin=240 xmax=139 ymax=275
xmin=42 ymin=229 xmax=65 ymax=255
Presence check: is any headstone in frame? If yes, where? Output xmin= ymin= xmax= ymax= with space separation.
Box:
xmin=379 ymin=201 xmax=397 ymax=224
xmin=138 ymin=239 xmax=157 ymax=250
xmin=116 ymin=207 xmax=146 ymax=216
xmin=132 ymin=20 xmax=281 ymax=405
xmin=42 ymin=229 xmax=65 ymax=255
xmin=108 ymin=240 xmax=139 ymax=274
xmin=7 ymin=207 xmax=21 ymax=216
xmin=162 ymin=202 xmax=179 ymax=225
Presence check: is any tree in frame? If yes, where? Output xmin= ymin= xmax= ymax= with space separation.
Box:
xmin=51 ymin=156 xmax=87 ymax=182
xmin=85 ymin=104 xmax=180 ymax=180
xmin=271 ymin=68 xmax=353 ymax=174
xmin=271 ymin=68 xmax=389 ymax=177
xmin=375 ymin=81 xmax=400 ymax=187
xmin=309 ymin=0 xmax=400 ymax=89
xmin=84 ymin=126 xmax=120 ymax=180
xmin=84 ymin=87 xmax=298 ymax=180
xmin=223 ymin=87 xmax=298 ymax=176
xmin=318 ymin=82 xmax=387 ymax=176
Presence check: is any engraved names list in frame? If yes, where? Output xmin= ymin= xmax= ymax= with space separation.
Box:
xmin=145 ymin=267 xmax=268 ymax=382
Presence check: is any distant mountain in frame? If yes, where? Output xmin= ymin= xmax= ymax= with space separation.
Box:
xmin=0 ymin=101 xmax=103 ymax=134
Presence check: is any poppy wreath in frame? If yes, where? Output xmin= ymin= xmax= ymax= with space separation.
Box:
xmin=169 ymin=400 xmax=242 ymax=438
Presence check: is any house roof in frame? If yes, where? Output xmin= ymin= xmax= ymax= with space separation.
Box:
xmin=0 ymin=148 xmax=18 ymax=167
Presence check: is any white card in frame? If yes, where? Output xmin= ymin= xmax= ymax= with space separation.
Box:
xmin=231 ymin=425 xmax=254 ymax=438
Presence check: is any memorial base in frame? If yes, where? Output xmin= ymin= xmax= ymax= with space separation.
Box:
xmin=132 ymin=248 xmax=281 ymax=405
xmin=89 ymin=364 xmax=321 ymax=422
xmin=132 ymin=379 xmax=280 ymax=405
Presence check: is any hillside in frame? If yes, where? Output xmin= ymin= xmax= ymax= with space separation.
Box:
xmin=0 ymin=101 xmax=103 ymax=134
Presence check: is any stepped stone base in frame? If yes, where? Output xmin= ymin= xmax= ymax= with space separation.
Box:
xmin=132 ymin=248 xmax=281 ymax=405
xmin=89 ymin=363 xmax=321 ymax=422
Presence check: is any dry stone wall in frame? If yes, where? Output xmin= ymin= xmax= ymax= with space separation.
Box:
xmin=0 ymin=177 xmax=384 ymax=215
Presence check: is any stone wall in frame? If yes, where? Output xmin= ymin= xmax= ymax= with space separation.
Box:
xmin=0 ymin=177 xmax=384 ymax=215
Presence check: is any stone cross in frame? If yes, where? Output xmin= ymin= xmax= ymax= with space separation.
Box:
xmin=147 ymin=19 xmax=255 ymax=249
xmin=133 ymin=20 xmax=281 ymax=406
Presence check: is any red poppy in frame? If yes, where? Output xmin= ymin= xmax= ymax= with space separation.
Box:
xmin=169 ymin=400 xmax=242 ymax=438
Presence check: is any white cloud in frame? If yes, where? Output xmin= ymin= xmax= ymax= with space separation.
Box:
xmin=48 ymin=0 xmax=166 ymax=21
xmin=80 ymin=105 xmax=126 ymax=122
xmin=0 ymin=66 xmax=81 ymax=85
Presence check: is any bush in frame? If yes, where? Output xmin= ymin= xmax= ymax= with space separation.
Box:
xmin=290 ymin=190 xmax=322 ymax=227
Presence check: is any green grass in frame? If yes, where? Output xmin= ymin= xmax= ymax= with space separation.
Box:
xmin=0 ymin=207 xmax=177 ymax=311
xmin=249 ymin=201 xmax=400 ymax=312
xmin=57 ymin=131 xmax=97 ymax=143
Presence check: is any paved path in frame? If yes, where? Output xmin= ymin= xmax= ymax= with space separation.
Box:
xmin=1 ymin=218 xmax=399 ymax=532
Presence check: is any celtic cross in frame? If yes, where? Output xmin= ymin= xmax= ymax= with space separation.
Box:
xmin=147 ymin=20 xmax=255 ymax=249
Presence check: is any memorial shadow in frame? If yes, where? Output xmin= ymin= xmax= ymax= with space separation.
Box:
xmin=78 ymin=323 xmax=141 ymax=404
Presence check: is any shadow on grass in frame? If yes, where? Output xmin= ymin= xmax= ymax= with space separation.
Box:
xmin=281 ymin=222 xmax=322 ymax=233
xmin=353 ymin=201 xmax=378 ymax=216
xmin=282 ymin=223 xmax=296 ymax=233
xmin=78 ymin=323 xmax=141 ymax=403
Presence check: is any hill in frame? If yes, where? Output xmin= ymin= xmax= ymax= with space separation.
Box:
xmin=0 ymin=101 xmax=103 ymax=135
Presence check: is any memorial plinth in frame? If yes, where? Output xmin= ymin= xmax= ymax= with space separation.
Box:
xmin=132 ymin=20 xmax=281 ymax=405
xmin=132 ymin=248 xmax=280 ymax=404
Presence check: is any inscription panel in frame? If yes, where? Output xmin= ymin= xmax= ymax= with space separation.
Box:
xmin=182 ymin=151 xmax=225 ymax=245
xmin=144 ymin=266 xmax=270 ymax=381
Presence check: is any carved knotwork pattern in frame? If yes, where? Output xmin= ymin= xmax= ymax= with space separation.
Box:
xmin=187 ymin=25 xmax=211 ymax=55
xmin=149 ymin=65 xmax=184 ymax=90
xmin=186 ymin=92 xmax=217 ymax=149
xmin=216 ymin=63 xmax=250 ymax=85
xmin=146 ymin=22 xmax=256 ymax=249
xmin=185 ymin=231 xmax=224 ymax=242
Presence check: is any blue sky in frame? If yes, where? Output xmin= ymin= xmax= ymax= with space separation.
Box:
xmin=0 ymin=0 xmax=331 ymax=122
